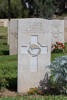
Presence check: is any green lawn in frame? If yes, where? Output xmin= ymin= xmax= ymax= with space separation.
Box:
xmin=51 ymin=53 xmax=67 ymax=61
xmin=0 ymin=39 xmax=9 ymax=55
xmin=0 ymin=95 xmax=67 ymax=100
xmin=0 ymin=26 xmax=17 ymax=90
xmin=0 ymin=26 xmax=9 ymax=55
xmin=0 ymin=55 xmax=17 ymax=90
xmin=0 ymin=26 xmax=8 ymax=36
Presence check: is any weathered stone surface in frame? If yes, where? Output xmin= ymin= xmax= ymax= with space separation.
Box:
xmin=51 ymin=20 xmax=64 ymax=44
xmin=8 ymin=19 xmax=18 ymax=55
xmin=64 ymin=18 xmax=67 ymax=42
xmin=8 ymin=19 xmax=65 ymax=55
xmin=18 ymin=18 xmax=51 ymax=93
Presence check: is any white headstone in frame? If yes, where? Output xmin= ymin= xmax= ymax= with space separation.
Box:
xmin=64 ymin=18 xmax=67 ymax=42
xmin=18 ymin=18 xmax=51 ymax=93
xmin=8 ymin=19 xmax=64 ymax=55
xmin=8 ymin=19 xmax=18 ymax=55
xmin=51 ymin=20 xmax=64 ymax=44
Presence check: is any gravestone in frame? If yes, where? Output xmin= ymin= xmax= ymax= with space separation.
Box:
xmin=8 ymin=19 xmax=18 ymax=55
xmin=51 ymin=20 xmax=64 ymax=45
xmin=64 ymin=18 xmax=67 ymax=42
xmin=8 ymin=19 xmax=64 ymax=55
xmin=18 ymin=18 xmax=51 ymax=93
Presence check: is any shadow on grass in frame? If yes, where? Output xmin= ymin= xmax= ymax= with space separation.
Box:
xmin=0 ymin=50 xmax=9 ymax=55
xmin=0 ymin=36 xmax=7 ymax=39
xmin=6 ymin=78 xmax=17 ymax=91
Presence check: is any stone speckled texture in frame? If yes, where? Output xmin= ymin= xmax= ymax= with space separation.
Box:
xmin=8 ymin=19 xmax=18 ymax=55
xmin=51 ymin=20 xmax=64 ymax=44
xmin=8 ymin=19 xmax=65 ymax=55
xmin=18 ymin=18 xmax=51 ymax=93
xmin=64 ymin=18 xmax=67 ymax=42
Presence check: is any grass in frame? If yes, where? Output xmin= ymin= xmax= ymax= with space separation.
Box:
xmin=51 ymin=53 xmax=67 ymax=61
xmin=0 ymin=39 xmax=9 ymax=55
xmin=0 ymin=95 xmax=67 ymax=100
xmin=0 ymin=26 xmax=17 ymax=90
xmin=0 ymin=55 xmax=17 ymax=90
xmin=0 ymin=26 xmax=9 ymax=55
xmin=0 ymin=26 xmax=8 ymax=36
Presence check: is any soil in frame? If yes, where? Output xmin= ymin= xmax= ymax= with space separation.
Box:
xmin=0 ymin=89 xmax=30 ymax=97
xmin=0 ymin=89 xmax=41 ymax=98
xmin=0 ymin=89 xmax=17 ymax=97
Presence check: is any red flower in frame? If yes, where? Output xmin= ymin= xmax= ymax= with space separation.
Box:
xmin=56 ymin=42 xmax=58 ymax=44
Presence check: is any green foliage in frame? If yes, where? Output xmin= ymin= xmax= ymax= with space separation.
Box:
xmin=0 ymin=55 xmax=17 ymax=90
xmin=0 ymin=0 xmax=8 ymax=18
xmin=34 ymin=0 xmax=56 ymax=18
xmin=21 ymin=0 xmax=29 ymax=18
xmin=27 ymin=0 xmax=66 ymax=18
xmin=54 ymin=0 xmax=66 ymax=14
xmin=10 ymin=0 xmax=22 ymax=18
xmin=0 ymin=0 xmax=66 ymax=18
xmin=0 ymin=39 xmax=9 ymax=55
xmin=10 ymin=0 xmax=28 ymax=18
xmin=0 ymin=0 xmax=29 ymax=18
xmin=0 ymin=26 xmax=17 ymax=90
xmin=26 ymin=0 xmax=56 ymax=18
xmin=49 ymin=56 xmax=67 ymax=94
xmin=64 ymin=43 xmax=67 ymax=53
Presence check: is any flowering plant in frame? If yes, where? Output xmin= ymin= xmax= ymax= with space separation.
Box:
xmin=28 ymin=88 xmax=42 ymax=95
xmin=52 ymin=42 xmax=64 ymax=53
